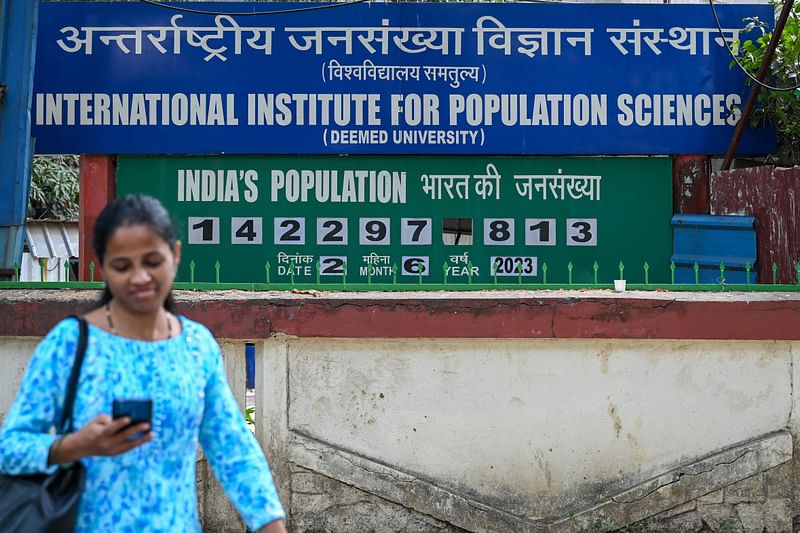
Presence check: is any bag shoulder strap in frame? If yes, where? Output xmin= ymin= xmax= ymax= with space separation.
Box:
xmin=59 ymin=316 xmax=89 ymax=434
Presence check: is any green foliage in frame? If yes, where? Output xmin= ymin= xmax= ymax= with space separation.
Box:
xmin=28 ymin=155 xmax=80 ymax=220
xmin=733 ymin=1 xmax=800 ymax=166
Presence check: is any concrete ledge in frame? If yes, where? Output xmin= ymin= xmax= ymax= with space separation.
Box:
xmin=288 ymin=431 xmax=792 ymax=533
xmin=2 ymin=289 xmax=800 ymax=340
xmin=289 ymin=434 xmax=540 ymax=533
xmin=550 ymin=430 xmax=793 ymax=532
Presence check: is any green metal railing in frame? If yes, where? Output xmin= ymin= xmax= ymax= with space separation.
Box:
xmin=3 ymin=258 xmax=800 ymax=292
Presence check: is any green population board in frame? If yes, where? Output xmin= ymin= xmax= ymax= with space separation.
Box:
xmin=117 ymin=156 xmax=672 ymax=285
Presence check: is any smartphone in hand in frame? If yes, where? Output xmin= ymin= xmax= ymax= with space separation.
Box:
xmin=112 ymin=398 xmax=152 ymax=432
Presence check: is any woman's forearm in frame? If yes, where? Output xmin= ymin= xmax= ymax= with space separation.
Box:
xmin=48 ymin=434 xmax=79 ymax=465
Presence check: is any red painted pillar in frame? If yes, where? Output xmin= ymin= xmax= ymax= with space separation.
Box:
xmin=79 ymin=155 xmax=115 ymax=281
xmin=672 ymin=155 xmax=709 ymax=214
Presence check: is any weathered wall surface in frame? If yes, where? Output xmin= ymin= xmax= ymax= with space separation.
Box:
xmin=711 ymin=165 xmax=800 ymax=284
xmin=260 ymin=335 xmax=797 ymax=533
xmin=286 ymin=338 xmax=788 ymax=518
xmin=673 ymin=155 xmax=709 ymax=215
xmin=1 ymin=290 xmax=799 ymax=532
xmin=0 ymin=338 xmax=38 ymax=421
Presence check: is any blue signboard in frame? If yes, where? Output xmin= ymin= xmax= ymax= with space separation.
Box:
xmin=32 ymin=2 xmax=774 ymax=155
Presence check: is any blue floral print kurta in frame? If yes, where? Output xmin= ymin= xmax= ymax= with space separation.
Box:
xmin=0 ymin=317 xmax=284 ymax=532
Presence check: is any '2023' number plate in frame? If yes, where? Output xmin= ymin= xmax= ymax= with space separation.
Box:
xmin=490 ymin=256 xmax=537 ymax=276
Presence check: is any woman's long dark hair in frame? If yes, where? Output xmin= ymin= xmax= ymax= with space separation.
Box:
xmin=90 ymin=194 xmax=178 ymax=312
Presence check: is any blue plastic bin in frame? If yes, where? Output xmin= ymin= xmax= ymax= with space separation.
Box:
xmin=671 ymin=214 xmax=756 ymax=284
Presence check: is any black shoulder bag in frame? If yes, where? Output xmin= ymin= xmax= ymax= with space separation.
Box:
xmin=0 ymin=316 xmax=89 ymax=533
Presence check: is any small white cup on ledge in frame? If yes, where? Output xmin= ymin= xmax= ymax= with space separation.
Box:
xmin=614 ymin=279 xmax=627 ymax=292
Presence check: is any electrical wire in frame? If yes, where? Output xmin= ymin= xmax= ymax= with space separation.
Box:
xmin=708 ymin=0 xmax=800 ymax=92
xmin=139 ymin=0 xmax=371 ymax=17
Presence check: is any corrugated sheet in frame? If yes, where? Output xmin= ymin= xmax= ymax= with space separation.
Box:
xmin=711 ymin=166 xmax=800 ymax=284
xmin=24 ymin=221 xmax=79 ymax=259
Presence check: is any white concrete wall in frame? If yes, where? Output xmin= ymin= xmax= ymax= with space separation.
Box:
xmin=0 ymin=338 xmax=39 ymax=421
xmin=265 ymin=337 xmax=795 ymax=526
xmin=1 ymin=335 xmax=796 ymax=530
xmin=291 ymin=339 xmax=785 ymax=513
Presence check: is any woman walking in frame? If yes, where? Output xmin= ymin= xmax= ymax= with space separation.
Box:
xmin=0 ymin=195 xmax=286 ymax=532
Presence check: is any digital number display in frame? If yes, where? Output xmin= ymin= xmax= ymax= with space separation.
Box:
xmin=118 ymin=155 xmax=672 ymax=285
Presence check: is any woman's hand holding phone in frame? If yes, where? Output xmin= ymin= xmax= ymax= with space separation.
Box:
xmin=50 ymin=414 xmax=152 ymax=464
